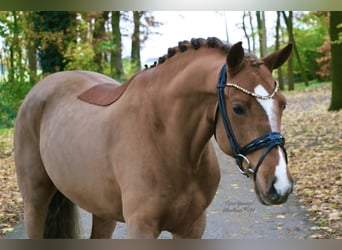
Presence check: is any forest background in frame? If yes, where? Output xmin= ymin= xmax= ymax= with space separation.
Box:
xmin=0 ymin=11 xmax=341 ymax=127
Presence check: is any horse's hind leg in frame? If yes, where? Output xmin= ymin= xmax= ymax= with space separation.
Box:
xmin=16 ymin=142 xmax=57 ymax=238
xmin=16 ymin=148 xmax=56 ymax=238
xmin=90 ymin=214 xmax=116 ymax=238
xmin=15 ymin=122 xmax=56 ymax=238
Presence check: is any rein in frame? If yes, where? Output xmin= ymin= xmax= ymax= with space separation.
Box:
xmin=214 ymin=64 xmax=288 ymax=179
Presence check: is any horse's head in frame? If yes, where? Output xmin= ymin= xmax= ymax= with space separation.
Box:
xmin=214 ymin=42 xmax=294 ymax=205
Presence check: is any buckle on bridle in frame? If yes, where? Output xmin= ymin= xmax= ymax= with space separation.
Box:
xmin=236 ymin=154 xmax=255 ymax=176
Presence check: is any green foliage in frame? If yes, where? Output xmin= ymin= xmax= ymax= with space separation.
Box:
xmin=122 ymin=58 xmax=137 ymax=80
xmin=99 ymin=40 xmax=117 ymax=52
xmin=293 ymin=12 xmax=329 ymax=81
xmin=333 ymin=23 xmax=342 ymax=44
xmin=92 ymin=40 xmax=119 ymax=76
xmin=289 ymin=80 xmax=330 ymax=92
xmin=293 ymin=28 xmax=326 ymax=80
xmin=64 ymin=42 xmax=98 ymax=71
xmin=0 ymin=81 xmax=31 ymax=128
xmin=33 ymin=11 xmax=77 ymax=74
xmin=0 ymin=11 xmax=26 ymax=83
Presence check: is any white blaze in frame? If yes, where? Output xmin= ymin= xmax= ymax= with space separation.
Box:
xmin=254 ymin=85 xmax=278 ymax=132
xmin=254 ymin=85 xmax=292 ymax=195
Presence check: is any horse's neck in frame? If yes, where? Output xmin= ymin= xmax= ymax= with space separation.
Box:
xmin=130 ymin=51 xmax=225 ymax=163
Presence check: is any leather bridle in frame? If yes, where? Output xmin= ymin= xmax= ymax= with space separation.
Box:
xmin=214 ymin=64 xmax=288 ymax=180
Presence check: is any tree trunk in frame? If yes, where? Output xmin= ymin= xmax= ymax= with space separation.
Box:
xmin=249 ymin=11 xmax=256 ymax=53
xmin=256 ymin=11 xmax=264 ymax=57
xmin=131 ymin=11 xmax=143 ymax=72
xmin=242 ymin=11 xmax=251 ymax=52
xmin=111 ymin=11 xmax=123 ymax=80
xmin=8 ymin=11 xmax=17 ymax=82
xmin=329 ymin=11 xmax=342 ymax=111
xmin=256 ymin=11 xmax=267 ymax=57
xmin=26 ymin=12 xmax=37 ymax=85
xmin=281 ymin=11 xmax=294 ymax=90
xmin=93 ymin=11 xmax=109 ymax=73
xmin=27 ymin=40 xmax=37 ymax=85
xmin=261 ymin=11 xmax=267 ymax=56
xmin=13 ymin=11 xmax=24 ymax=82
xmin=282 ymin=11 xmax=309 ymax=89
xmin=275 ymin=11 xmax=284 ymax=90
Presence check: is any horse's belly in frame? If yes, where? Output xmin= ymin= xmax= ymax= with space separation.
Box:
xmin=40 ymin=101 xmax=124 ymax=220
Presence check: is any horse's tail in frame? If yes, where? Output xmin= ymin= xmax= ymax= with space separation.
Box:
xmin=44 ymin=191 xmax=80 ymax=238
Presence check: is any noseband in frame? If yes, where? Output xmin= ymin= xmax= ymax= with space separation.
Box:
xmin=214 ymin=64 xmax=288 ymax=179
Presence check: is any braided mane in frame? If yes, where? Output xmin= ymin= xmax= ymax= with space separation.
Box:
xmin=144 ymin=37 xmax=263 ymax=69
xmin=144 ymin=37 xmax=229 ymax=69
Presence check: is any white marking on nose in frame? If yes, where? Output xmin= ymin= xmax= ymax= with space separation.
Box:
xmin=274 ymin=147 xmax=292 ymax=195
xmin=254 ymin=85 xmax=291 ymax=195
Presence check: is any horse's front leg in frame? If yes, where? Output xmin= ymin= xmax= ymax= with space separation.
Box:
xmin=172 ymin=211 xmax=207 ymax=239
xmin=125 ymin=213 xmax=161 ymax=239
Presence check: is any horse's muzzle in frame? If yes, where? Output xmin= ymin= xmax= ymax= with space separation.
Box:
xmin=257 ymin=177 xmax=293 ymax=205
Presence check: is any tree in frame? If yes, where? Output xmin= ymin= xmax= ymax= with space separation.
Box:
xmin=329 ymin=11 xmax=342 ymax=111
xmin=248 ymin=11 xmax=256 ymax=53
xmin=131 ymin=11 xmax=143 ymax=72
xmin=0 ymin=11 xmax=35 ymax=126
xmin=282 ymin=11 xmax=295 ymax=90
xmin=294 ymin=11 xmax=330 ymax=81
xmin=242 ymin=11 xmax=251 ymax=52
xmin=256 ymin=11 xmax=267 ymax=57
xmin=275 ymin=11 xmax=285 ymax=90
xmin=23 ymin=12 xmax=38 ymax=84
xmin=0 ymin=11 xmax=25 ymax=83
xmin=33 ymin=11 xmax=77 ymax=75
xmin=93 ymin=11 xmax=109 ymax=73
xmin=316 ymin=40 xmax=331 ymax=81
xmin=130 ymin=11 xmax=162 ymax=73
xmin=111 ymin=11 xmax=123 ymax=80
xmin=240 ymin=11 xmax=256 ymax=53
xmin=295 ymin=12 xmax=329 ymax=82
xmin=282 ymin=11 xmax=309 ymax=89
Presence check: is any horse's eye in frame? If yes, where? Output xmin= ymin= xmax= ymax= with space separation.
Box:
xmin=233 ymin=105 xmax=245 ymax=116
xmin=282 ymin=104 xmax=287 ymax=110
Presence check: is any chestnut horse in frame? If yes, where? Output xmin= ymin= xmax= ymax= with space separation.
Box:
xmin=14 ymin=38 xmax=293 ymax=239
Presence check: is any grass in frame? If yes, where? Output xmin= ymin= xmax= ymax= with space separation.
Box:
xmin=284 ymin=80 xmax=331 ymax=92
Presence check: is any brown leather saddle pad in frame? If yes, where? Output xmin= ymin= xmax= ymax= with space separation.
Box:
xmin=78 ymin=82 xmax=130 ymax=106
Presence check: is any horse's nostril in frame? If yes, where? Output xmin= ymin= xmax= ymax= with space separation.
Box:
xmin=268 ymin=180 xmax=280 ymax=201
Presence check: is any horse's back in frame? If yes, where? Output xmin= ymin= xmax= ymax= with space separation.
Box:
xmin=24 ymin=70 xmax=118 ymax=105
xmin=15 ymin=70 xmax=117 ymax=151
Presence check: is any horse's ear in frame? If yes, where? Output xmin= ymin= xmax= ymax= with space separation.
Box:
xmin=263 ymin=43 xmax=293 ymax=71
xmin=227 ymin=42 xmax=244 ymax=69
